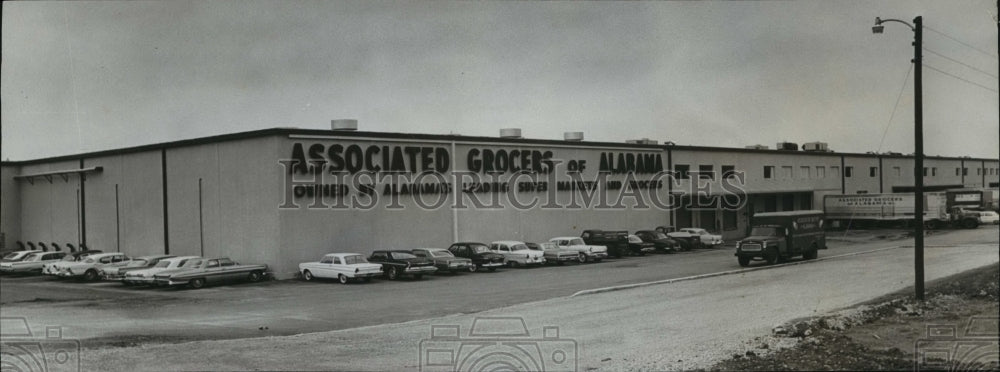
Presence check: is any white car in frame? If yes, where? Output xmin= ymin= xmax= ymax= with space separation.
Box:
xmin=123 ymin=256 xmax=201 ymax=285
xmin=526 ymin=242 xmax=578 ymax=265
xmin=679 ymin=228 xmax=724 ymax=247
xmin=299 ymin=253 xmax=383 ymax=284
xmin=56 ymin=252 xmax=132 ymax=281
xmin=549 ymin=237 xmax=608 ymax=263
xmin=0 ymin=251 xmax=67 ymax=274
xmin=973 ymin=210 xmax=999 ymax=225
xmin=1 ymin=250 xmax=42 ymax=263
xmin=489 ymin=241 xmax=546 ymax=267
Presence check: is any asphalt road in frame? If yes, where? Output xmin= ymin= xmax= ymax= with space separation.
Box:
xmin=72 ymin=226 xmax=1000 ymax=371
xmin=0 ymin=227 xmax=995 ymax=347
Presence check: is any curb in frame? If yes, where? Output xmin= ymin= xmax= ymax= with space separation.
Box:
xmin=570 ymin=245 xmax=903 ymax=297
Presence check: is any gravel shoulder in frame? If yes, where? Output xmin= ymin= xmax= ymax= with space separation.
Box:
xmin=710 ymin=263 xmax=1000 ymax=371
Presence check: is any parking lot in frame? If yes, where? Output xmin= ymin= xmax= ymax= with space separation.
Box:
xmin=4 ymin=226 xmax=995 ymax=349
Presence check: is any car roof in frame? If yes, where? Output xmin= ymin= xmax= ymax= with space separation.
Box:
xmin=451 ymin=242 xmax=486 ymax=245
xmin=166 ymin=256 xmax=202 ymax=261
xmin=86 ymin=252 xmax=126 ymax=258
xmin=135 ymin=255 xmax=174 ymax=260
xmin=491 ymin=240 xmax=526 ymax=245
xmin=550 ymin=236 xmax=581 ymax=240
xmin=413 ymin=248 xmax=447 ymax=251
xmin=325 ymin=253 xmax=364 ymax=257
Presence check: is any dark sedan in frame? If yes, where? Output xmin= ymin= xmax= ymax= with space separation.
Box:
xmin=447 ymin=242 xmax=505 ymax=272
xmin=368 ymin=250 xmax=437 ymax=280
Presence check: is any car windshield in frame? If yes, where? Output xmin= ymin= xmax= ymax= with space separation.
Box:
xmin=569 ymin=238 xmax=585 ymax=246
xmin=23 ymin=253 xmax=43 ymax=261
xmin=628 ymin=236 xmax=642 ymax=243
xmin=154 ymin=260 xmax=173 ymax=268
xmin=344 ymin=255 xmax=368 ymax=264
xmin=540 ymin=242 xmax=557 ymax=250
xmin=525 ymin=244 xmax=542 ymax=251
xmin=510 ymin=244 xmax=529 ymax=251
xmin=180 ymin=259 xmax=203 ymax=268
xmin=431 ymin=251 xmax=453 ymax=257
xmin=127 ymin=259 xmax=149 ymax=267
xmin=654 ymin=232 xmax=668 ymax=239
xmin=61 ymin=255 xmax=76 ymax=262
xmin=2 ymin=252 xmax=22 ymax=260
xmin=470 ymin=245 xmax=490 ymax=253
xmin=751 ymin=227 xmax=781 ymax=236
xmin=392 ymin=252 xmax=417 ymax=259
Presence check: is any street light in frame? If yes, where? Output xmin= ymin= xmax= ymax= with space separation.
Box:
xmin=873 ymin=16 xmax=925 ymax=301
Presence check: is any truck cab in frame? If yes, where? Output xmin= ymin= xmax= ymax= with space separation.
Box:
xmin=735 ymin=210 xmax=826 ymax=267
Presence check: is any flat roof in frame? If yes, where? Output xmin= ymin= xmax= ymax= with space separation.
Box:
xmin=2 ymin=127 xmax=997 ymax=166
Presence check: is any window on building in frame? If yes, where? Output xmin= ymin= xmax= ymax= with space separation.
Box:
xmin=895 ymin=167 xmax=902 ymax=177
xmin=816 ymin=166 xmax=826 ymax=178
xmin=963 ymin=168 xmax=968 ymax=176
xmin=800 ymin=166 xmax=810 ymax=179
xmin=922 ymin=167 xmax=927 ymax=177
xmin=764 ymin=166 xmax=774 ymax=179
xmin=932 ymin=167 xmax=937 ymax=176
xmin=722 ymin=165 xmax=736 ymax=179
xmin=782 ymin=166 xmax=793 ymax=179
xmin=869 ymin=167 xmax=878 ymax=177
xmin=699 ymin=165 xmax=714 ymax=180
xmin=674 ymin=164 xmax=690 ymax=180
xmin=845 ymin=166 xmax=853 ymax=177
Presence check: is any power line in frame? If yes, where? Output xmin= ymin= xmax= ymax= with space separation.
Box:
xmin=923 ymin=47 xmax=999 ymax=78
xmin=924 ymin=24 xmax=998 ymax=60
xmin=877 ymin=63 xmax=913 ymax=152
xmin=923 ymin=63 xmax=1000 ymax=93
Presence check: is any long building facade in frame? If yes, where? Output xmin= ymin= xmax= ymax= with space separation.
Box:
xmin=2 ymin=128 xmax=998 ymax=278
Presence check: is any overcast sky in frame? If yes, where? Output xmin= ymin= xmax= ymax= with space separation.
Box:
xmin=2 ymin=0 xmax=998 ymax=161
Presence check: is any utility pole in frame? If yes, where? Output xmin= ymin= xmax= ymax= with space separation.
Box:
xmin=912 ymin=16 xmax=924 ymax=301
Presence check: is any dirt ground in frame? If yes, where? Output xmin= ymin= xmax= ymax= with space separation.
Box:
xmin=709 ymin=263 xmax=1000 ymax=371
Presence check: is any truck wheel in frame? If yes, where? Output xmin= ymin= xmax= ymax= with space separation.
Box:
xmin=962 ymin=219 xmax=979 ymax=229
xmin=338 ymin=274 xmax=349 ymax=284
xmin=738 ymin=256 xmax=750 ymax=267
xmin=765 ymin=249 xmax=779 ymax=265
xmin=804 ymin=244 xmax=818 ymax=260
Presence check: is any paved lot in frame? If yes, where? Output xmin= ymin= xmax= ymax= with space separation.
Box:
xmin=0 ymin=227 xmax=995 ymax=347
xmin=74 ymin=226 xmax=1000 ymax=371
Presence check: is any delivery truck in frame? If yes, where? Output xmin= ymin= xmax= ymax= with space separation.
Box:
xmin=823 ymin=192 xmax=979 ymax=230
xmin=735 ymin=210 xmax=826 ymax=266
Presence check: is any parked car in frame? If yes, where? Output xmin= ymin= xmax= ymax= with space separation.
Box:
xmin=100 ymin=255 xmax=175 ymax=281
xmin=55 ymin=252 xmax=131 ymax=281
xmin=1 ymin=250 xmax=42 ymax=263
xmin=153 ymin=257 xmax=269 ymax=289
xmin=123 ymin=256 xmax=201 ymax=285
xmin=526 ymin=242 xmax=577 ymax=265
xmin=655 ymin=226 xmax=700 ymax=250
xmin=412 ymin=248 xmax=473 ymax=274
xmin=489 ymin=241 xmax=546 ymax=267
xmin=580 ymin=230 xmax=631 ymax=257
xmin=42 ymin=250 xmax=103 ymax=276
xmin=299 ymin=253 xmax=383 ymax=284
xmin=368 ymin=250 xmax=437 ymax=280
xmin=0 ymin=251 xmax=67 ymax=275
xmin=634 ymin=230 xmax=679 ymax=253
xmin=447 ymin=243 xmax=505 ymax=272
xmin=679 ymin=228 xmax=724 ymax=247
xmin=548 ymin=237 xmax=608 ymax=263
xmin=626 ymin=234 xmax=656 ymax=256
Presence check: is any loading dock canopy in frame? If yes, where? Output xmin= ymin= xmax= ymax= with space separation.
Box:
xmin=13 ymin=166 xmax=103 ymax=184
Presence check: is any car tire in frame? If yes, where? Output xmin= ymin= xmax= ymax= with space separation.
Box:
xmin=578 ymin=253 xmax=588 ymax=263
xmin=302 ymin=270 xmax=314 ymax=281
xmin=804 ymin=244 xmax=818 ymax=260
xmin=387 ymin=267 xmax=399 ymax=280
xmin=189 ymin=278 xmax=206 ymax=289
xmin=469 ymin=265 xmax=479 ymax=273
xmin=738 ymin=256 xmax=751 ymax=267
xmin=83 ymin=270 xmax=99 ymax=282
xmin=338 ymin=274 xmax=349 ymax=284
xmin=248 ymin=271 xmax=263 ymax=283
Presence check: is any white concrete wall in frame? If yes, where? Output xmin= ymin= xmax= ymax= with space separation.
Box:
xmin=16 ymin=160 xmax=83 ymax=251
xmin=83 ymin=151 xmax=165 ymax=256
xmin=1 ymin=164 xmax=22 ymax=250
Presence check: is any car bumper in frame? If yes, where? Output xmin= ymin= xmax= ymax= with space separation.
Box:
xmin=404 ymin=266 xmax=438 ymax=275
xmin=351 ymin=271 xmax=383 ymax=278
xmin=587 ymin=252 xmax=608 ymax=259
xmin=442 ymin=263 xmax=472 ymax=271
xmin=102 ymin=273 xmax=125 ymax=281
xmin=478 ymin=262 xmax=505 ymax=268
xmin=125 ymin=276 xmax=156 ymax=284
xmin=640 ymin=247 xmax=656 ymax=253
xmin=735 ymin=249 xmax=767 ymax=259
xmin=0 ymin=266 xmax=36 ymax=273
xmin=549 ymin=255 xmax=577 ymax=262
xmin=57 ymin=271 xmax=82 ymax=278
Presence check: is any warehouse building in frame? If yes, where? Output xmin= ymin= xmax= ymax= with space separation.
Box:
xmin=2 ymin=124 xmax=998 ymax=278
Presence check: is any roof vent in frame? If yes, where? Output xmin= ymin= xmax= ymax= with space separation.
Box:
xmin=564 ymin=132 xmax=584 ymax=142
xmin=499 ymin=128 xmax=522 ymax=139
xmin=331 ymin=119 xmax=358 ymax=131
xmin=626 ymin=138 xmax=658 ymax=145
xmin=745 ymin=144 xmax=769 ymax=150
xmin=776 ymin=142 xmax=799 ymax=151
xmin=802 ymin=141 xmax=830 ymax=152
